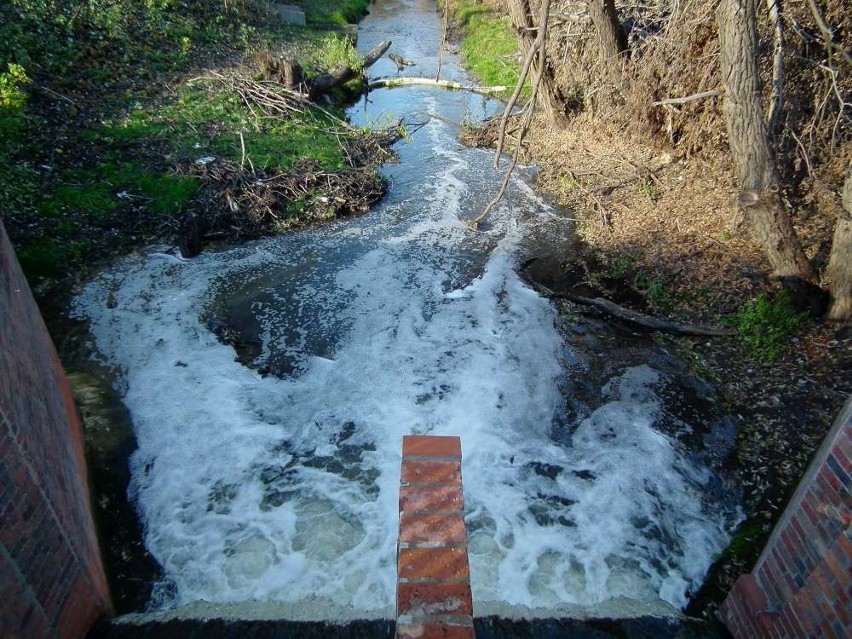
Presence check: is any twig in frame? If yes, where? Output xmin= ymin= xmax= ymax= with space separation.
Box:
xmin=806 ymin=0 xmax=852 ymax=67
xmin=494 ymin=0 xmax=552 ymax=167
xmin=789 ymin=129 xmax=815 ymax=181
xmin=536 ymin=285 xmax=737 ymax=336
xmin=35 ymin=84 xmax=77 ymax=106
xmin=468 ymin=0 xmax=552 ymax=230
xmin=652 ymin=89 xmax=723 ymax=106
xmin=816 ymin=63 xmax=851 ymax=153
xmin=436 ymin=0 xmax=450 ymax=81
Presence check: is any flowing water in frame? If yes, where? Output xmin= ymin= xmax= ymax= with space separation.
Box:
xmin=72 ymin=0 xmax=741 ymax=621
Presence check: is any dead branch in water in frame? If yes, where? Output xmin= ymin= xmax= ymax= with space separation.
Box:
xmin=533 ymin=282 xmax=736 ymax=336
xmin=368 ymin=77 xmax=507 ymax=96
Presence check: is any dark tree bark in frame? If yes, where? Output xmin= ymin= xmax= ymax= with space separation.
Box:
xmin=587 ymin=0 xmax=629 ymax=64
xmin=504 ymin=0 xmax=570 ymax=128
xmin=826 ymin=163 xmax=852 ymax=320
xmin=717 ymin=0 xmax=815 ymax=281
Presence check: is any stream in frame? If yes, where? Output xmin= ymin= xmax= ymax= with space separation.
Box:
xmin=72 ymin=0 xmax=742 ymax=622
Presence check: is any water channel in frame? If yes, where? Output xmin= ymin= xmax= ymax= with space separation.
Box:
xmin=73 ymin=0 xmax=742 ymax=622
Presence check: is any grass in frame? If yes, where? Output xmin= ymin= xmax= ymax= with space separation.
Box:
xmin=447 ymin=1 xmax=528 ymax=96
xmin=297 ymin=0 xmax=370 ymax=26
xmin=729 ymin=291 xmax=807 ymax=363
xmin=0 ymin=1 xmax=376 ymax=285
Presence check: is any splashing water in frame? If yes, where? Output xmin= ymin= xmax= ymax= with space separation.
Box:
xmin=72 ymin=0 xmax=739 ymax=620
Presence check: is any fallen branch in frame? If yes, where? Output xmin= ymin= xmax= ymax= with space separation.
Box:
xmin=537 ymin=285 xmax=735 ymax=336
xmin=310 ymin=40 xmax=392 ymax=97
xmin=368 ymin=77 xmax=507 ymax=96
xmin=652 ymin=89 xmax=723 ymax=107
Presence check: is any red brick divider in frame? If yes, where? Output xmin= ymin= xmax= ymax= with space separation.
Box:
xmin=397 ymin=435 xmax=475 ymax=639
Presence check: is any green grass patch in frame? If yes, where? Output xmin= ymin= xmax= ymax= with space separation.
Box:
xmin=729 ymin=291 xmax=807 ymax=363
xmin=38 ymin=183 xmax=118 ymax=217
xmin=297 ymin=0 xmax=370 ymax=26
xmin=449 ymin=1 xmax=527 ymax=95
xmin=137 ymin=174 xmax=199 ymax=215
xmin=96 ymin=81 xmax=349 ymax=173
xmin=15 ymin=238 xmax=84 ymax=279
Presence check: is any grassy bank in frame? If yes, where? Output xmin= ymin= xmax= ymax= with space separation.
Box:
xmin=0 ymin=0 xmax=379 ymax=292
xmin=441 ymin=0 xmax=527 ymax=95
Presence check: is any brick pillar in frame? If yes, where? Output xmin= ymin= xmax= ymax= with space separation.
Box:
xmin=721 ymin=394 xmax=852 ymax=638
xmin=1 ymin=222 xmax=111 ymax=639
xmin=397 ymin=435 xmax=475 ymax=639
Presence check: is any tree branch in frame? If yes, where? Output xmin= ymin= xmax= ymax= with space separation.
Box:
xmin=652 ymin=89 xmax=723 ymax=106
xmin=542 ymin=288 xmax=736 ymax=336
xmin=368 ymin=77 xmax=506 ymax=95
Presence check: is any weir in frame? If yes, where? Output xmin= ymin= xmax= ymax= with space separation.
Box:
xmin=397 ymin=435 xmax=474 ymax=638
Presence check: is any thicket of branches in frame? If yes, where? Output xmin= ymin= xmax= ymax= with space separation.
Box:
xmin=482 ymin=0 xmax=850 ymax=317
xmin=542 ymin=0 xmax=850 ymax=183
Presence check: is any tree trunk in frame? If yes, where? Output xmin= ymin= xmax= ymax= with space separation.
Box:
xmin=717 ymin=0 xmax=815 ymax=281
xmin=504 ymin=0 xmax=570 ymax=128
xmin=826 ymin=163 xmax=852 ymax=320
xmin=587 ymin=0 xmax=629 ymax=64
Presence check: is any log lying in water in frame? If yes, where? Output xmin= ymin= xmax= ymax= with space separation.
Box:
xmin=537 ymin=285 xmax=736 ymax=337
xmin=368 ymin=77 xmax=507 ymax=96
xmin=309 ymin=40 xmax=392 ymax=98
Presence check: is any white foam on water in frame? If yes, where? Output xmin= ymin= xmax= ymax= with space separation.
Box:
xmin=74 ymin=190 xmax=732 ymax=620
xmin=73 ymin=47 xmax=735 ymax=617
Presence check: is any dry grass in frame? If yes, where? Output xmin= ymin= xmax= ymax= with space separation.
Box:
xmin=488 ymin=0 xmax=851 ymax=319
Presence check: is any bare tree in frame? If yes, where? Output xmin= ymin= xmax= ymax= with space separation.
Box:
xmin=717 ymin=0 xmax=815 ymax=281
xmin=826 ymin=163 xmax=852 ymax=320
xmin=587 ymin=0 xmax=629 ymax=75
xmin=504 ymin=0 xmax=569 ymax=127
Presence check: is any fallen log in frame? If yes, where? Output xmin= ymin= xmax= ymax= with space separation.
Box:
xmin=535 ymin=284 xmax=736 ymax=336
xmin=368 ymin=77 xmax=507 ymax=96
xmin=310 ymin=40 xmax=392 ymax=98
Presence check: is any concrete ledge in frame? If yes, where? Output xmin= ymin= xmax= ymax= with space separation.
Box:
xmin=270 ymin=2 xmax=306 ymax=26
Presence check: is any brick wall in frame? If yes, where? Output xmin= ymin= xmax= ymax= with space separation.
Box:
xmin=1 ymin=222 xmax=111 ymax=639
xmin=721 ymin=393 xmax=851 ymax=638
xmin=397 ymin=435 xmax=475 ymax=639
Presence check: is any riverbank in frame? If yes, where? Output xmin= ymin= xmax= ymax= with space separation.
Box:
xmin=0 ymin=1 xmax=388 ymax=310
xmin=448 ymin=1 xmax=851 ymax=618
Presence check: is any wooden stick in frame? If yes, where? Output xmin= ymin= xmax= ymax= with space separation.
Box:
xmin=535 ymin=284 xmax=736 ymax=336
xmin=652 ymin=89 xmax=723 ymax=106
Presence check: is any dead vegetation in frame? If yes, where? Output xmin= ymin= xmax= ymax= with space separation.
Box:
xmin=178 ymin=157 xmax=388 ymax=256
xmin=174 ymin=62 xmax=407 ymax=256
xmin=471 ymin=0 xmax=850 ymax=320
